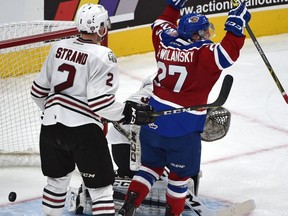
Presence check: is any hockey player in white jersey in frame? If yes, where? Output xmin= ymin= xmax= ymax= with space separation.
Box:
xmin=30 ymin=3 xmax=155 ymax=216
xmin=70 ymin=75 xmax=156 ymax=215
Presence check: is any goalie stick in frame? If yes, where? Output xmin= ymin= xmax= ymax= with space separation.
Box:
xmin=161 ymin=167 xmax=256 ymax=216
xmin=184 ymin=194 xmax=256 ymax=216
xmin=112 ymin=121 xmax=130 ymax=138
xmin=231 ymin=0 xmax=288 ymax=104
xmin=111 ymin=122 xmax=141 ymax=171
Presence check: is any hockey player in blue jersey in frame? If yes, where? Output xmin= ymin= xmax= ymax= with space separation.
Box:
xmin=118 ymin=0 xmax=250 ymax=215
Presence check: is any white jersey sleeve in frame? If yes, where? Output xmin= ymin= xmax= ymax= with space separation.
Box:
xmin=126 ymin=73 xmax=154 ymax=104
xmin=31 ymin=48 xmax=54 ymax=111
xmin=86 ymin=49 xmax=124 ymax=122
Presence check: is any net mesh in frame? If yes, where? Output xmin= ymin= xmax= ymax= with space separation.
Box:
xmin=201 ymin=107 xmax=231 ymax=142
xmin=0 ymin=21 xmax=77 ymax=166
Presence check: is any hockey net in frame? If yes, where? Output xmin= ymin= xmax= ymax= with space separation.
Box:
xmin=0 ymin=21 xmax=80 ymax=167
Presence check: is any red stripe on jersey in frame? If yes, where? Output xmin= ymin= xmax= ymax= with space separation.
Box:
xmin=43 ymin=195 xmax=65 ymax=203
xmin=31 ymin=86 xmax=48 ymax=97
xmin=89 ymin=95 xmax=115 ymax=109
xmin=92 ymin=206 xmax=115 ymax=211
xmin=45 ymin=96 xmax=98 ymax=117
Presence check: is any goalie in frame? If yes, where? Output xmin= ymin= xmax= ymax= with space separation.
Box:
xmin=70 ymin=74 xmax=231 ymax=215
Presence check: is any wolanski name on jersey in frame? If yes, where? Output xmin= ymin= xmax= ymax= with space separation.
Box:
xmin=157 ymin=48 xmax=194 ymax=63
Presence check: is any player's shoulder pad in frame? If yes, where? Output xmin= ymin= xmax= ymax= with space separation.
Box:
xmin=97 ymin=45 xmax=117 ymax=63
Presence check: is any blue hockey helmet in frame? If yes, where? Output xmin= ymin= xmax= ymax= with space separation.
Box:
xmin=178 ymin=13 xmax=215 ymax=41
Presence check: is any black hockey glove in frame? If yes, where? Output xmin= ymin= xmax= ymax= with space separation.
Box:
xmin=121 ymin=101 xmax=156 ymax=125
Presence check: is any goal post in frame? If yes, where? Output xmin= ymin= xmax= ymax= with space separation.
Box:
xmin=0 ymin=21 xmax=82 ymax=167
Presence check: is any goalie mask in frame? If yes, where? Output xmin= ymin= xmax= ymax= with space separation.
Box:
xmin=201 ymin=107 xmax=231 ymax=142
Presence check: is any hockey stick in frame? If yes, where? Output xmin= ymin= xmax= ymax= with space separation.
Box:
xmin=231 ymin=0 xmax=288 ymax=104
xmin=112 ymin=121 xmax=130 ymax=138
xmin=161 ymin=167 xmax=256 ymax=216
xmin=111 ymin=122 xmax=141 ymax=171
xmin=150 ymin=74 xmax=233 ymax=117
xmin=103 ymin=74 xmax=233 ymax=124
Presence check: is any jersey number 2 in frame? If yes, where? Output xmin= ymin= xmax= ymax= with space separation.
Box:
xmin=54 ymin=63 xmax=76 ymax=92
xmin=54 ymin=64 xmax=114 ymax=92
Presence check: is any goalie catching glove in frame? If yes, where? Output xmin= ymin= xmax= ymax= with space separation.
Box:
xmin=201 ymin=106 xmax=231 ymax=142
xmin=121 ymin=101 xmax=156 ymax=125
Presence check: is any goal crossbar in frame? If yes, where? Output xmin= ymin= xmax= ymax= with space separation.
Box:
xmin=0 ymin=27 xmax=78 ymax=49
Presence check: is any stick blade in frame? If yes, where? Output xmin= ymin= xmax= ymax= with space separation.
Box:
xmin=216 ymin=199 xmax=256 ymax=216
xmin=212 ymin=74 xmax=234 ymax=107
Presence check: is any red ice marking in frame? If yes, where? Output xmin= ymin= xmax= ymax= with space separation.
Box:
xmin=202 ymin=144 xmax=288 ymax=165
xmin=0 ymin=196 xmax=41 ymax=207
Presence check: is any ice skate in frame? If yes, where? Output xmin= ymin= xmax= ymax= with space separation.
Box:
xmin=118 ymin=191 xmax=138 ymax=216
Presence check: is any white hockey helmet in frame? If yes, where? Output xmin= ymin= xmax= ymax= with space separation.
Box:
xmin=75 ymin=4 xmax=111 ymax=36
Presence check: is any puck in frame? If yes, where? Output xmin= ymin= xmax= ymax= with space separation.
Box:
xmin=8 ymin=192 xmax=17 ymax=202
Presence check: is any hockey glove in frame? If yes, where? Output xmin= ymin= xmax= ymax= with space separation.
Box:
xmin=166 ymin=0 xmax=188 ymax=10
xmin=121 ymin=101 xmax=156 ymax=125
xmin=201 ymin=107 xmax=231 ymax=142
xmin=224 ymin=2 xmax=251 ymax=37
